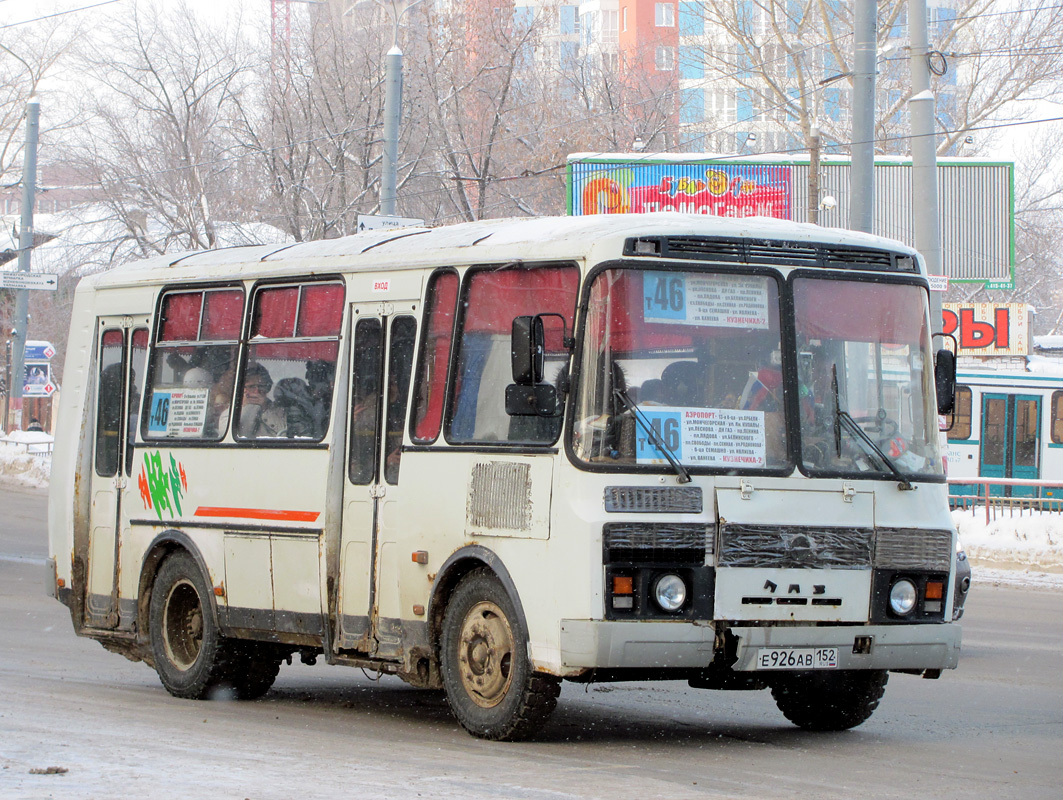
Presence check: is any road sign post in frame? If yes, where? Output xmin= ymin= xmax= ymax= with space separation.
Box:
xmin=0 ymin=272 xmax=58 ymax=291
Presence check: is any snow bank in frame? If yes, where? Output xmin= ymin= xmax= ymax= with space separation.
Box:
xmin=952 ymin=508 xmax=1063 ymax=572
xmin=0 ymin=433 xmax=53 ymax=488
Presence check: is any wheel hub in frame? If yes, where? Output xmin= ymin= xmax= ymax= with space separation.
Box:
xmin=162 ymin=578 xmax=203 ymax=671
xmin=457 ymin=600 xmax=514 ymax=708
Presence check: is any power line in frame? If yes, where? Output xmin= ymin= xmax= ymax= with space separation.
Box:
xmin=0 ymin=0 xmax=122 ymax=30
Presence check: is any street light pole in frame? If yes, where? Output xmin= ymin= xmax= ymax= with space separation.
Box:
xmin=850 ymin=0 xmax=876 ymax=233
xmin=378 ymin=0 xmax=423 ymax=217
xmin=381 ymin=42 xmax=402 ymax=216
xmin=10 ymin=97 xmax=40 ymax=432
xmin=909 ymin=0 xmax=943 ymax=326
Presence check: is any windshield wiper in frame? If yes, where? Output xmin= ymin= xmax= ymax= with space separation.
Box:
xmin=831 ymin=365 xmax=915 ymax=491
xmin=612 ymin=388 xmax=691 ymax=484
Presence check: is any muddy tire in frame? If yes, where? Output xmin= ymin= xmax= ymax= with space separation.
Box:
xmin=149 ymin=551 xmax=239 ymax=699
xmin=771 ymin=669 xmax=889 ymax=731
xmin=228 ymin=642 xmax=283 ymax=700
xmin=440 ymin=568 xmax=560 ymax=741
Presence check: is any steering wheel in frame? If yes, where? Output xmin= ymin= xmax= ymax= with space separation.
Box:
xmin=851 ymin=412 xmax=900 ymax=445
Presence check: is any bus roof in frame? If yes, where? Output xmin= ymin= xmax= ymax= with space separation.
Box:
xmin=88 ymin=213 xmax=921 ymax=288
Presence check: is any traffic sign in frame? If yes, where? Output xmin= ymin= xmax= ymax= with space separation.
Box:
xmin=357 ymin=214 xmax=425 ymax=232
xmin=0 ymin=271 xmax=58 ymax=291
xmin=23 ymin=361 xmax=56 ymax=397
xmin=24 ymin=341 xmax=56 ymax=360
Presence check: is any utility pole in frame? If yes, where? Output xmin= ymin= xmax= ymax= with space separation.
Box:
xmin=809 ymin=123 xmax=821 ymax=225
xmin=379 ymin=0 xmax=423 ymax=216
xmin=909 ymin=0 xmax=943 ymax=326
xmin=381 ymin=42 xmax=402 ymax=216
xmin=9 ymin=97 xmax=39 ymax=433
xmin=850 ymin=0 xmax=876 ymax=233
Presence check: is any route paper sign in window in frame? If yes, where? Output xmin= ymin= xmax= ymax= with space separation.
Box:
xmin=635 ymin=406 xmax=768 ymax=467
xmin=643 ymin=272 xmax=770 ymax=330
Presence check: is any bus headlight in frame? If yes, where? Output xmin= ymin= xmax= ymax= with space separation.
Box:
xmin=653 ymin=574 xmax=687 ymax=612
xmin=889 ymin=578 xmax=918 ymax=616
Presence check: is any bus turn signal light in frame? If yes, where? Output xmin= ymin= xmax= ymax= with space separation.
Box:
xmin=925 ymin=581 xmax=944 ymax=600
xmin=613 ymin=576 xmax=634 ymax=595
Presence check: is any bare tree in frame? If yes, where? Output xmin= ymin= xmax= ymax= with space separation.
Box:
xmin=683 ymin=1 xmax=1063 ymax=158
xmin=66 ymin=0 xmax=257 ymax=255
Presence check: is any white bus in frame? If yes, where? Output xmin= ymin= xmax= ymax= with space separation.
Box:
xmin=47 ymin=213 xmax=962 ymax=740
xmin=946 ymin=369 xmax=1063 ymax=506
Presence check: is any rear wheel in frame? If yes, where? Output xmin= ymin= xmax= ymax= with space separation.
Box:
xmin=771 ymin=669 xmax=889 ymax=731
xmin=440 ymin=568 xmax=560 ymax=741
xmin=149 ymin=551 xmax=239 ymax=699
xmin=228 ymin=642 xmax=283 ymax=700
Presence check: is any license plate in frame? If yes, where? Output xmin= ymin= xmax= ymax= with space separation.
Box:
xmin=755 ymin=647 xmax=839 ymax=670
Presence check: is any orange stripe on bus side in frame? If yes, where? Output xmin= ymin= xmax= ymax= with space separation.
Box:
xmin=194 ymin=507 xmax=321 ymax=523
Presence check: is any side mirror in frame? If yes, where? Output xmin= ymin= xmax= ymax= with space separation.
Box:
xmin=505 ymin=383 xmax=559 ymax=417
xmin=511 ymin=315 xmax=544 ymax=386
xmin=935 ymin=348 xmax=956 ymax=414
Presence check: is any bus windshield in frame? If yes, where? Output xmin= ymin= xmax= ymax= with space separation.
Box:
xmin=793 ymin=276 xmax=943 ymax=479
xmin=571 ymin=267 xmax=942 ymax=481
xmin=572 ymin=267 xmax=789 ymax=471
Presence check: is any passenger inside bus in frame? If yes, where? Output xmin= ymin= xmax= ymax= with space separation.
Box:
xmin=237 ymin=362 xmax=286 ymax=438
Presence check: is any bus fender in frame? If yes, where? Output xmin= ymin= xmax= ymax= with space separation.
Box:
xmin=427 ymin=544 xmax=529 ymax=654
xmin=136 ymin=530 xmax=221 ymax=660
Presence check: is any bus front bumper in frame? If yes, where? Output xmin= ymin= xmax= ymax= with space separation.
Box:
xmin=558 ymin=620 xmax=961 ymax=672
xmin=729 ymin=623 xmax=962 ymax=671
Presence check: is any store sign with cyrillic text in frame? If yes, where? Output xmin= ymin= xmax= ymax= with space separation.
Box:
xmin=942 ymin=303 xmax=1031 ymax=356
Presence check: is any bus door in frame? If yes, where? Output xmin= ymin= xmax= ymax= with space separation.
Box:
xmin=980 ymin=393 xmax=1041 ymax=498
xmin=87 ymin=319 xmax=149 ymax=629
xmin=338 ymin=306 xmax=418 ymax=656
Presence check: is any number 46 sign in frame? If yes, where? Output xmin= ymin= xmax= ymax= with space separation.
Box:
xmin=642 ymin=272 xmax=770 ymax=330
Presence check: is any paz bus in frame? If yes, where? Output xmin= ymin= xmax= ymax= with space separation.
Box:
xmin=47 ymin=213 xmax=961 ymax=741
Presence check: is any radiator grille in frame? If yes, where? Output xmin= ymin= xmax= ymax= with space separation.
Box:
xmin=718 ymin=524 xmax=873 ymax=569
xmin=874 ymin=528 xmax=952 ymax=571
xmin=603 ymin=522 xmax=713 ymax=564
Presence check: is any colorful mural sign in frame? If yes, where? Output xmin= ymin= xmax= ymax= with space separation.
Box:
xmin=138 ymin=451 xmax=188 ymax=520
xmin=569 ymin=162 xmax=792 ymax=218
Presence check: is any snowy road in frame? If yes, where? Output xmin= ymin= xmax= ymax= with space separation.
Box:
xmin=2 ymin=482 xmax=1062 ymax=799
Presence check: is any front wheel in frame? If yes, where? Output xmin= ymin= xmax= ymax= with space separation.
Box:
xmin=771 ymin=670 xmax=888 ymax=731
xmin=439 ymin=568 xmax=560 ymax=741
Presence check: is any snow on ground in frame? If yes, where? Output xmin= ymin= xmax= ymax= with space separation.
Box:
xmin=2 ymin=437 xmax=1060 ymax=588
xmin=0 ymin=431 xmax=53 ymax=488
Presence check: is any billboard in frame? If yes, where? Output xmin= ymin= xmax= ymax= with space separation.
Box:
xmin=572 ymin=162 xmax=791 ymax=218
xmin=942 ymin=302 xmax=1031 ymax=357
xmin=567 ymin=154 xmax=1014 ymax=286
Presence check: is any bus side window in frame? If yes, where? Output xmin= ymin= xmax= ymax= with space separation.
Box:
xmin=95 ymin=330 xmax=126 ymax=478
xmin=384 ymin=316 xmax=417 ymax=485
xmin=411 ymin=270 xmax=458 ymax=444
xmin=238 ymin=282 xmax=344 ymax=441
xmin=946 ymin=385 xmax=972 ymax=440
xmin=349 ymin=318 xmax=383 ymax=484
xmin=125 ymin=328 xmax=149 ymax=476
xmin=1052 ymin=391 xmax=1063 ymax=444
xmin=448 ymin=263 xmax=578 ymax=443
xmin=145 ymin=288 xmax=243 ymax=441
